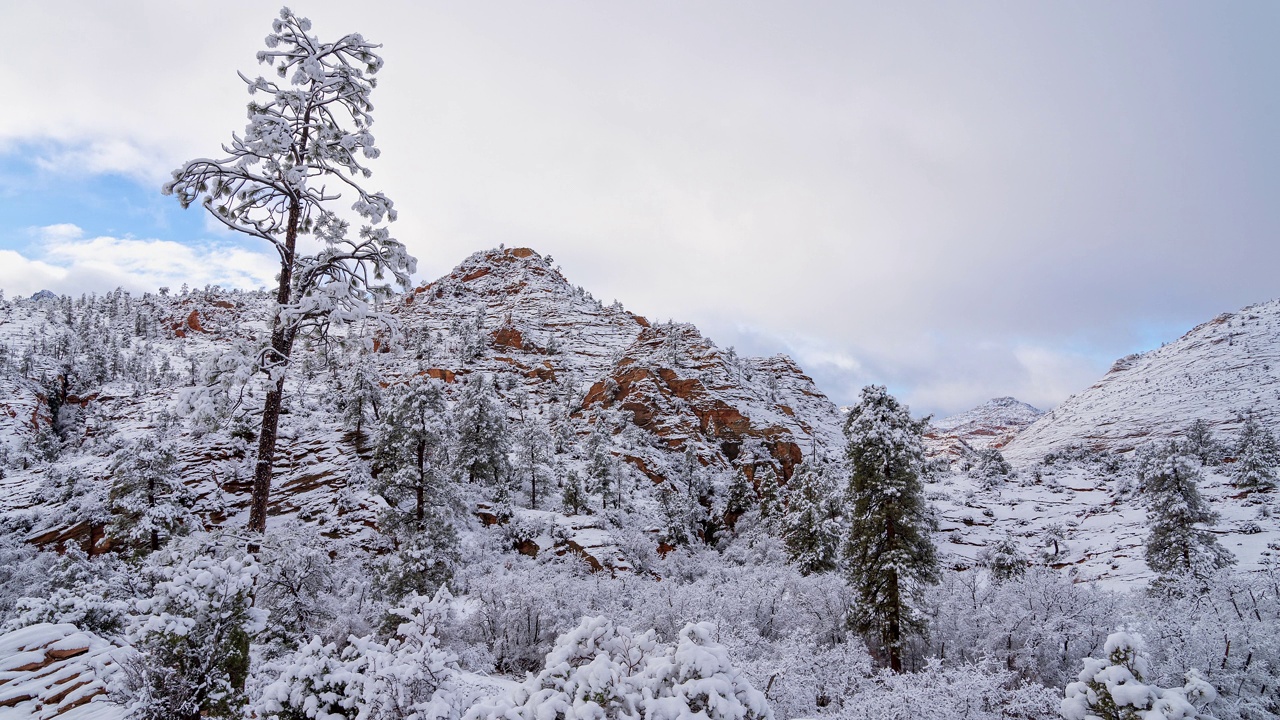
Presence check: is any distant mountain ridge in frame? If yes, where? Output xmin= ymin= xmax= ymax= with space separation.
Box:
xmin=924 ymin=396 xmax=1043 ymax=461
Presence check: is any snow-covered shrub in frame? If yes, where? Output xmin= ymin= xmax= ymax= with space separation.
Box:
xmin=464 ymin=616 xmax=771 ymax=720
xmin=970 ymin=448 xmax=1013 ymax=488
xmin=254 ymin=590 xmax=460 ymax=720
xmin=834 ymin=659 xmax=1058 ymax=720
xmin=1061 ymin=631 xmax=1216 ymax=720
xmin=3 ymin=544 xmax=133 ymax=638
xmin=113 ymin=546 xmax=266 ymax=719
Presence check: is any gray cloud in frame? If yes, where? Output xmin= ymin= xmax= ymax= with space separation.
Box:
xmin=3 ymin=1 xmax=1278 ymax=416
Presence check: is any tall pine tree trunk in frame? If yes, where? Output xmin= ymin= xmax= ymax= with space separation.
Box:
xmin=247 ymin=197 xmax=301 ymax=534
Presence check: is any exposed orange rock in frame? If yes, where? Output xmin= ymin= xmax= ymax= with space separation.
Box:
xmin=509 ymin=247 xmax=535 ymax=258
xmin=186 ymin=309 xmax=204 ymax=333
xmin=492 ymin=326 xmax=524 ymax=350
xmin=460 ymin=267 xmax=492 ymax=283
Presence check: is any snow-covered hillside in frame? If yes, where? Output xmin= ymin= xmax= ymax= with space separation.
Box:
xmin=1005 ymin=299 xmax=1280 ymax=463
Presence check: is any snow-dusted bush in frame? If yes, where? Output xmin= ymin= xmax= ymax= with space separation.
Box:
xmin=835 ymin=660 xmax=1058 ymax=720
xmin=465 ymin=616 xmax=771 ymax=720
xmin=253 ymin=590 xmax=459 ymax=720
xmin=1062 ymin=631 xmax=1216 ymax=720
xmin=113 ymin=546 xmax=266 ymax=719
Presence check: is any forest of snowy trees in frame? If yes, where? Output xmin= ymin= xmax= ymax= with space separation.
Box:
xmin=1 ymin=8 xmax=1278 ymax=720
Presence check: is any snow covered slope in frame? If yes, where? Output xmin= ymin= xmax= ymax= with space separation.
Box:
xmin=1005 ymin=299 xmax=1280 ymax=464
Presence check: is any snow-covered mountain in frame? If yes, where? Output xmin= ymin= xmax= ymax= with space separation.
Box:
xmin=1005 ymin=299 xmax=1280 ymax=464
xmin=924 ymin=396 xmax=1043 ymax=461
xmin=0 ymin=247 xmax=843 ymax=570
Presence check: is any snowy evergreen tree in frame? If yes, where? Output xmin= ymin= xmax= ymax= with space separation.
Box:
xmin=1144 ymin=442 xmax=1235 ymax=583
xmin=514 ymin=405 xmax=554 ymax=510
xmin=342 ymin=360 xmax=383 ymax=442
xmin=374 ymin=377 xmax=452 ymax=531
xmin=1182 ymin=419 xmax=1223 ymax=466
xmin=1062 ymin=632 xmax=1217 ymax=720
xmin=562 ymin=470 xmax=590 ymax=516
xmin=163 ymin=8 xmax=415 ymax=533
xmin=724 ymin=467 xmax=755 ymax=529
xmin=977 ymin=533 xmax=1028 ymax=582
xmin=1230 ymin=414 xmax=1277 ymax=490
xmin=454 ymin=374 xmax=510 ymax=489
xmin=970 ymin=447 xmax=1012 ymax=488
xmin=107 ymin=431 xmax=198 ymax=555
xmin=585 ymin=418 xmax=621 ymax=511
xmin=756 ymin=464 xmax=784 ymax=522
xmin=373 ymin=377 xmax=460 ymax=600
xmin=781 ymin=461 xmax=842 ymax=575
xmin=115 ymin=549 xmax=266 ymax=720
xmin=841 ymin=385 xmax=938 ymax=672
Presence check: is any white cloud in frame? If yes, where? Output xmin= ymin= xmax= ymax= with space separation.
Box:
xmin=0 ymin=225 xmax=277 ymax=298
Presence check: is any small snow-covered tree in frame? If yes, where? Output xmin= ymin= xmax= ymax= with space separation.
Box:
xmin=1062 ymin=631 xmax=1217 ymax=720
xmin=107 ymin=431 xmax=197 ymax=555
xmin=374 ymin=377 xmax=453 ymax=531
xmin=1040 ymin=523 xmax=1069 ymax=565
xmin=164 ymin=8 xmax=415 ymax=533
xmin=1231 ymin=414 xmax=1278 ymax=491
xmin=781 ymin=461 xmax=841 ymax=575
xmin=342 ymin=360 xmax=383 ymax=442
xmin=562 ymin=470 xmax=590 ymax=516
xmin=977 ymin=533 xmax=1028 ymax=582
xmin=970 ymin=447 xmax=1012 ymax=488
xmin=842 ymin=385 xmax=938 ymax=673
xmin=1143 ymin=443 xmax=1234 ymax=584
xmin=1182 ymin=419 xmax=1223 ymax=466
xmin=454 ymin=374 xmax=510 ymax=489
xmin=115 ymin=549 xmax=266 ymax=720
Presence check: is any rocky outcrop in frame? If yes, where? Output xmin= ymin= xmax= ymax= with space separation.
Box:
xmin=0 ymin=623 xmax=124 ymax=719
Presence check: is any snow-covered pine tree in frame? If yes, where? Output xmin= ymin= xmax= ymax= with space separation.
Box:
xmin=374 ymin=376 xmax=452 ymax=531
xmin=1182 ymin=419 xmax=1223 ymax=466
xmin=514 ymin=400 xmax=554 ymax=510
xmin=724 ymin=468 xmax=755 ymax=531
xmin=585 ymin=418 xmax=620 ymax=511
xmin=756 ymin=464 xmax=784 ymax=522
xmin=454 ymin=374 xmax=511 ymax=490
xmin=1062 ymin=632 xmax=1217 ymax=720
xmin=107 ymin=431 xmax=197 ymax=555
xmin=1144 ymin=442 xmax=1235 ymax=584
xmin=781 ymin=461 xmax=841 ymax=575
xmin=841 ymin=384 xmax=938 ymax=673
xmin=373 ymin=376 xmax=460 ymax=599
xmin=1231 ymin=414 xmax=1278 ymax=491
xmin=163 ymin=8 xmax=414 ymax=534
xmin=562 ymin=471 xmax=589 ymax=516
xmin=341 ymin=359 xmax=383 ymax=444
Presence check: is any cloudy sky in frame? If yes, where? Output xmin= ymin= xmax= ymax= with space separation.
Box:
xmin=2 ymin=1 xmax=1278 ymax=417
